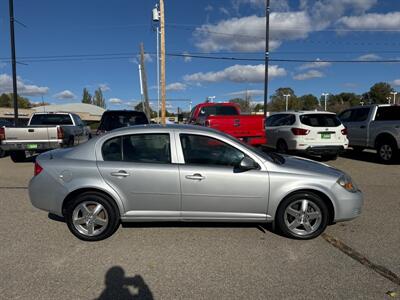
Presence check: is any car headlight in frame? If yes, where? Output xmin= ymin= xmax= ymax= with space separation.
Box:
xmin=337 ymin=174 xmax=358 ymax=193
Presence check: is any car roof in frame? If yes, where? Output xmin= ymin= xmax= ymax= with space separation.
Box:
xmin=270 ymin=111 xmax=336 ymax=115
xmin=110 ymin=124 xmax=220 ymax=134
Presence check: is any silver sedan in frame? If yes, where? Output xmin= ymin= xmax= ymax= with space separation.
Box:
xmin=29 ymin=125 xmax=363 ymax=241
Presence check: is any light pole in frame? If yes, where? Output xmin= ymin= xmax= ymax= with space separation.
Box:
xmin=152 ymin=4 xmax=160 ymax=122
xmin=390 ymin=91 xmax=398 ymax=104
xmin=283 ymin=94 xmax=290 ymax=111
xmin=322 ymin=93 xmax=329 ymax=111
xmin=263 ymin=0 xmax=270 ymax=117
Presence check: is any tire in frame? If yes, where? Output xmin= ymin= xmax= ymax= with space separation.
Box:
xmin=65 ymin=192 xmax=120 ymax=241
xmin=10 ymin=151 xmax=26 ymax=163
xmin=0 ymin=148 xmax=6 ymax=158
xmin=376 ymin=139 xmax=397 ymax=163
xmin=276 ymin=139 xmax=288 ymax=154
xmin=275 ymin=192 xmax=329 ymax=240
xmin=321 ymin=154 xmax=338 ymax=161
xmin=68 ymin=137 xmax=75 ymax=147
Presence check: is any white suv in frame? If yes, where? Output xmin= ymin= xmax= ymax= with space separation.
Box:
xmin=265 ymin=111 xmax=349 ymax=160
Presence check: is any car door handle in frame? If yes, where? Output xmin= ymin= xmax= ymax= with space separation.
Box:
xmin=111 ymin=170 xmax=130 ymax=177
xmin=360 ymin=125 xmax=366 ymax=129
xmin=185 ymin=173 xmax=205 ymax=180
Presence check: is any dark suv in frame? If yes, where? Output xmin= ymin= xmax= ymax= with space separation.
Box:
xmin=97 ymin=110 xmax=149 ymax=135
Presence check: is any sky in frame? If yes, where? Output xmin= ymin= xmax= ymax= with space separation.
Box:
xmin=0 ymin=0 xmax=400 ymax=112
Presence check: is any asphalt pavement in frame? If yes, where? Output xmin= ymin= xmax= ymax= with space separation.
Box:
xmin=0 ymin=151 xmax=399 ymax=299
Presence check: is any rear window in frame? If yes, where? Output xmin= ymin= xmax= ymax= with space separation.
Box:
xmin=99 ymin=111 xmax=148 ymax=131
xmin=29 ymin=114 xmax=73 ymax=125
xmin=375 ymin=106 xmax=400 ymax=121
xmin=300 ymin=114 xmax=341 ymax=127
xmin=198 ymin=105 xmax=239 ymax=117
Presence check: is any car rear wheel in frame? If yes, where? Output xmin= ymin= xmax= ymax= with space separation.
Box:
xmin=376 ymin=140 xmax=397 ymax=163
xmin=65 ymin=192 xmax=120 ymax=241
xmin=276 ymin=140 xmax=288 ymax=154
xmin=276 ymin=192 xmax=329 ymax=239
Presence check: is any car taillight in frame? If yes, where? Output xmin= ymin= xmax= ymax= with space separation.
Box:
xmin=0 ymin=127 xmax=5 ymax=141
xmin=57 ymin=127 xmax=64 ymax=139
xmin=291 ymin=128 xmax=310 ymax=135
xmin=34 ymin=162 xmax=43 ymax=176
xmin=341 ymin=128 xmax=348 ymax=135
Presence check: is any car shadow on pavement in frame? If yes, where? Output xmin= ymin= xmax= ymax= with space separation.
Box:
xmin=340 ymin=150 xmax=400 ymax=164
xmin=96 ymin=266 xmax=153 ymax=300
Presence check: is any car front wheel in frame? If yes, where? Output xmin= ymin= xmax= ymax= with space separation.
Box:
xmin=276 ymin=192 xmax=329 ymax=239
xmin=65 ymin=192 xmax=120 ymax=241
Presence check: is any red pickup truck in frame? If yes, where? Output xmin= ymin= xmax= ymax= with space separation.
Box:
xmin=188 ymin=102 xmax=266 ymax=146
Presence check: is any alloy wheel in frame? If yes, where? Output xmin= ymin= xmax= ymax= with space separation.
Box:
xmin=284 ymin=199 xmax=322 ymax=236
xmin=379 ymin=144 xmax=392 ymax=161
xmin=72 ymin=201 xmax=109 ymax=237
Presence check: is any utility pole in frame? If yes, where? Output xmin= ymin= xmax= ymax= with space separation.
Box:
xmin=160 ymin=0 xmax=166 ymax=125
xmin=263 ymin=0 xmax=270 ymax=118
xmin=284 ymin=94 xmax=290 ymax=111
xmin=322 ymin=93 xmax=329 ymax=111
xmin=9 ymin=0 xmax=19 ymax=126
xmin=390 ymin=91 xmax=397 ymax=104
xmin=139 ymin=43 xmax=151 ymax=119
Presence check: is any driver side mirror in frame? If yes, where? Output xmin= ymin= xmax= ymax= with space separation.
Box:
xmin=235 ymin=157 xmax=259 ymax=172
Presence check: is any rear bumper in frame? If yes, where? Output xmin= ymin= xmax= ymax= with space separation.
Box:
xmin=239 ymin=136 xmax=267 ymax=146
xmin=304 ymin=146 xmax=345 ymax=156
xmin=0 ymin=141 xmax=63 ymax=151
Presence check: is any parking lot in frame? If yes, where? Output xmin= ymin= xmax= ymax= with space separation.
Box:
xmin=0 ymin=152 xmax=399 ymax=299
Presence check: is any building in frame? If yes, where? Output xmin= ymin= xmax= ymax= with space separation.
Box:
xmin=0 ymin=103 xmax=105 ymax=124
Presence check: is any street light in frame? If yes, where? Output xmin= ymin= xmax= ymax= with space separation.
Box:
xmin=322 ymin=93 xmax=329 ymax=111
xmin=152 ymin=4 xmax=160 ymax=122
xmin=390 ymin=91 xmax=398 ymax=104
xmin=283 ymin=94 xmax=290 ymax=111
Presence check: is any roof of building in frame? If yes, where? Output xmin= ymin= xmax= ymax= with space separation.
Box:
xmin=33 ymin=103 xmax=105 ymax=116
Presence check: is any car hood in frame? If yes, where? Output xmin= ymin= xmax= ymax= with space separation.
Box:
xmin=273 ymin=155 xmax=343 ymax=179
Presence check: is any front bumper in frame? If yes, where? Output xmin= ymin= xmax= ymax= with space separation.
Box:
xmin=332 ymin=186 xmax=363 ymax=222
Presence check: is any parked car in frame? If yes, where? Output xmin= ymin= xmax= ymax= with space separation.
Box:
xmin=29 ymin=125 xmax=363 ymax=241
xmin=0 ymin=112 xmax=90 ymax=162
xmin=0 ymin=119 xmax=12 ymax=158
xmin=338 ymin=104 xmax=400 ymax=163
xmin=188 ymin=102 xmax=266 ymax=146
xmin=96 ymin=110 xmax=149 ymax=135
xmin=264 ymin=111 xmax=348 ymax=160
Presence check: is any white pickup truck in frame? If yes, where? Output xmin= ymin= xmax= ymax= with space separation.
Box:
xmin=338 ymin=104 xmax=400 ymax=163
xmin=0 ymin=112 xmax=91 ymax=162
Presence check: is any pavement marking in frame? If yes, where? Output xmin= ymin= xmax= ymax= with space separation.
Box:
xmin=322 ymin=233 xmax=400 ymax=286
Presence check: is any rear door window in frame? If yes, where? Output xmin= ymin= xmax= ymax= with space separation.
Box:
xmin=375 ymin=107 xmax=400 ymax=121
xmin=102 ymin=134 xmax=171 ymax=164
xmin=300 ymin=114 xmax=341 ymax=127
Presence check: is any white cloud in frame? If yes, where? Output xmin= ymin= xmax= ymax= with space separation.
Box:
xmin=54 ymin=90 xmax=76 ymax=100
xmin=219 ymin=7 xmax=230 ymax=16
xmin=166 ymin=82 xmax=187 ymax=91
xmin=0 ymin=73 xmax=49 ymax=96
xmin=337 ymin=12 xmax=400 ymax=30
xmin=182 ymin=51 xmax=192 ymax=63
xmin=298 ymin=58 xmax=331 ymax=70
xmin=109 ymin=98 xmax=122 ymax=104
xmin=227 ymin=89 xmax=264 ymax=97
xmin=300 ymin=0 xmax=377 ymax=30
xmin=99 ymin=83 xmax=110 ymax=92
xmin=194 ymin=12 xmax=311 ymax=52
xmin=184 ymin=64 xmax=286 ymax=83
xmin=392 ymin=79 xmax=400 ymax=87
xmin=293 ymin=70 xmax=324 ymax=80
xmin=357 ymin=53 xmax=381 ymax=61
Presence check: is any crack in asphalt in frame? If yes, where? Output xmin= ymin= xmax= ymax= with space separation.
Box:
xmin=322 ymin=233 xmax=400 ymax=286
xmin=0 ymin=186 xmax=28 ymax=189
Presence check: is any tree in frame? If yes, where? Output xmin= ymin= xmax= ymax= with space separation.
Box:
xmin=366 ymin=82 xmax=394 ymax=104
xmin=269 ymin=88 xmax=298 ymax=112
xmin=298 ymin=94 xmax=319 ymax=110
xmin=253 ymin=103 xmax=264 ymax=113
xmin=0 ymin=93 xmax=31 ymax=108
xmin=229 ymin=97 xmax=251 ymax=113
xmin=81 ymin=88 xmax=92 ymax=104
xmin=93 ymin=88 xmax=106 ymax=108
